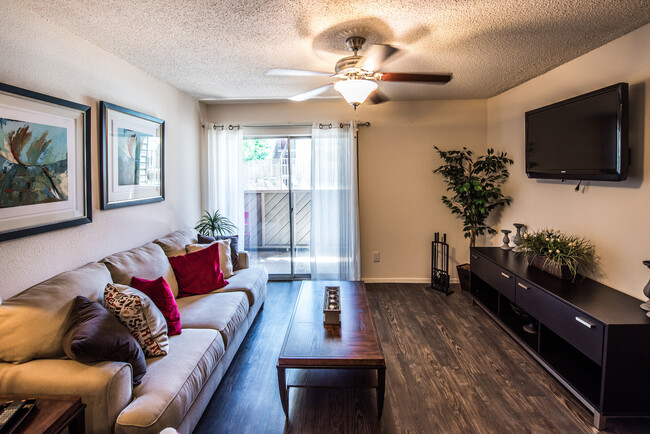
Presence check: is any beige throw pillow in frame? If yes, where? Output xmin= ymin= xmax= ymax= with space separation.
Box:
xmin=104 ymin=283 xmax=169 ymax=357
xmin=154 ymin=229 xmax=196 ymax=257
xmin=186 ymin=239 xmax=234 ymax=278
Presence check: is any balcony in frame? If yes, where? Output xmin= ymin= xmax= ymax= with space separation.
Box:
xmin=244 ymin=190 xmax=311 ymax=275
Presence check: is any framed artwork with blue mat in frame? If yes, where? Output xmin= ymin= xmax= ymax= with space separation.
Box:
xmin=0 ymin=82 xmax=91 ymax=241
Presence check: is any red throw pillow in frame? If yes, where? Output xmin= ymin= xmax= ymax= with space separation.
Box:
xmin=130 ymin=276 xmax=182 ymax=336
xmin=168 ymin=242 xmax=228 ymax=297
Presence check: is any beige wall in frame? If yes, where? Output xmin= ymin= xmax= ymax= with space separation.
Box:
xmin=0 ymin=4 xmax=202 ymax=300
xmin=487 ymin=23 xmax=650 ymax=299
xmin=207 ymin=99 xmax=487 ymax=282
xmin=5 ymin=1 xmax=641 ymax=297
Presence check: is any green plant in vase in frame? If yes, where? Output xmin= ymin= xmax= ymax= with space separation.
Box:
xmin=433 ymin=147 xmax=513 ymax=291
xmin=517 ymin=228 xmax=598 ymax=281
xmin=194 ymin=209 xmax=236 ymax=237
xmin=433 ymin=147 xmax=514 ymax=247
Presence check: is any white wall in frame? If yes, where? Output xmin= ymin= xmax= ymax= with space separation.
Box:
xmin=487 ymin=23 xmax=650 ymax=299
xmin=0 ymin=4 xmax=201 ymax=299
xmin=207 ymin=99 xmax=487 ymax=282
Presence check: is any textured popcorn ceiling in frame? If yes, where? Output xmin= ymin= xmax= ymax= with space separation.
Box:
xmin=15 ymin=0 xmax=650 ymax=102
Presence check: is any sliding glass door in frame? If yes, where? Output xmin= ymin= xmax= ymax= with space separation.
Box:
xmin=242 ymin=136 xmax=311 ymax=279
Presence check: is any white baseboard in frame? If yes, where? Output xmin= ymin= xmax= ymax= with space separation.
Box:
xmin=362 ymin=277 xmax=460 ymax=284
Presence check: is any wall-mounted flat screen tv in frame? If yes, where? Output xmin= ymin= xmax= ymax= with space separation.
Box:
xmin=525 ymin=82 xmax=628 ymax=181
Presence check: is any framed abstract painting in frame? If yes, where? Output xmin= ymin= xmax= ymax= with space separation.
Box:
xmin=0 ymin=82 xmax=91 ymax=242
xmin=100 ymin=102 xmax=164 ymax=209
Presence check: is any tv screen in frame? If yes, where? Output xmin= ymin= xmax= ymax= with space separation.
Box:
xmin=525 ymin=83 xmax=628 ymax=181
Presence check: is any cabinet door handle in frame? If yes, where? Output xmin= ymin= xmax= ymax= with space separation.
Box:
xmin=500 ymin=272 xmax=511 ymax=279
xmin=575 ymin=316 xmax=596 ymax=329
xmin=517 ymin=282 xmax=529 ymax=290
xmin=471 ymin=254 xmax=478 ymax=259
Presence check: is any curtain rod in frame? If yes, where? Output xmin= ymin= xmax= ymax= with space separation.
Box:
xmin=243 ymin=123 xmax=312 ymax=128
xmin=314 ymin=122 xmax=371 ymax=129
xmin=201 ymin=124 xmax=240 ymax=130
xmin=201 ymin=122 xmax=371 ymax=129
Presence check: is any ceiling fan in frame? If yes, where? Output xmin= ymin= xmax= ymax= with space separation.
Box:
xmin=266 ymin=36 xmax=453 ymax=108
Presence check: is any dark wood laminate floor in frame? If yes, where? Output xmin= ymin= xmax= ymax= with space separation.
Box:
xmin=194 ymin=282 xmax=650 ymax=433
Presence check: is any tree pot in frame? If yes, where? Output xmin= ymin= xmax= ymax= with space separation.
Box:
xmin=457 ymin=263 xmax=471 ymax=291
xmin=529 ymin=256 xmax=572 ymax=280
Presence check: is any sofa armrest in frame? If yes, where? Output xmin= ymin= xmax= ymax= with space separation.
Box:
xmin=237 ymin=251 xmax=249 ymax=269
xmin=0 ymin=359 xmax=133 ymax=434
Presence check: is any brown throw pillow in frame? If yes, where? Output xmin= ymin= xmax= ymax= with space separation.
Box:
xmin=63 ymin=296 xmax=146 ymax=385
xmin=198 ymin=234 xmax=239 ymax=270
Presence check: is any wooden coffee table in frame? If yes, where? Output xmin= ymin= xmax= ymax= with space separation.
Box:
xmin=277 ymin=281 xmax=386 ymax=418
xmin=0 ymin=395 xmax=85 ymax=433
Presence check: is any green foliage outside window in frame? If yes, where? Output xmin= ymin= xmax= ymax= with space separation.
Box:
xmin=243 ymin=139 xmax=274 ymax=161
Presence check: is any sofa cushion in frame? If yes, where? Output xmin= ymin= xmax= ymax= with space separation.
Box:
xmin=153 ymin=229 xmax=196 ymax=257
xmin=168 ymin=243 xmax=228 ymax=297
xmin=186 ymin=239 xmax=233 ymax=278
xmin=0 ymin=358 xmax=132 ymax=434
xmin=101 ymin=242 xmax=181 ymax=298
xmin=198 ymin=234 xmax=239 ymax=270
xmin=176 ymin=291 xmax=249 ymax=346
xmin=104 ymin=284 xmax=169 ymax=357
xmin=219 ymin=266 xmax=268 ymax=307
xmin=116 ymin=329 xmax=225 ymax=433
xmin=131 ymin=277 xmax=181 ymax=336
xmin=63 ymin=295 xmax=147 ymax=385
xmin=0 ymin=262 xmax=112 ymax=363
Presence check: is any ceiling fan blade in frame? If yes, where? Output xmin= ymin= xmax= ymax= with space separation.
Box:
xmin=266 ymin=68 xmax=332 ymax=77
xmin=379 ymin=72 xmax=453 ymax=83
xmin=367 ymin=89 xmax=390 ymax=105
xmin=355 ymin=44 xmax=400 ymax=72
xmin=288 ymin=84 xmax=334 ymax=101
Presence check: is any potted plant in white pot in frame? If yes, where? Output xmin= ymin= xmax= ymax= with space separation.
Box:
xmin=433 ymin=147 xmax=514 ymax=291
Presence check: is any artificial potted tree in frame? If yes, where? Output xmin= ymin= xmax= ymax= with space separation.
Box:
xmin=433 ymin=147 xmax=513 ymax=291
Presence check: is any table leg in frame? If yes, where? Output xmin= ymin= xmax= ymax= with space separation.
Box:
xmin=377 ymin=366 xmax=386 ymax=419
xmin=277 ymin=366 xmax=288 ymax=417
xmin=69 ymin=406 xmax=86 ymax=434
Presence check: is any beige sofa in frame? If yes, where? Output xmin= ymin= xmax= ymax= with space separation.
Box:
xmin=0 ymin=229 xmax=268 ymax=433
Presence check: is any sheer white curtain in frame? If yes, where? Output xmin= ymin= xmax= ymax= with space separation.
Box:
xmin=310 ymin=122 xmax=361 ymax=280
xmin=202 ymin=124 xmax=245 ymax=242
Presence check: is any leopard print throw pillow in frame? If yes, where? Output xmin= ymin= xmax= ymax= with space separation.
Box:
xmin=104 ymin=283 xmax=169 ymax=357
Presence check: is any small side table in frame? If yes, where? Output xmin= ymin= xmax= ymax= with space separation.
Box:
xmin=0 ymin=395 xmax=85 ymax=434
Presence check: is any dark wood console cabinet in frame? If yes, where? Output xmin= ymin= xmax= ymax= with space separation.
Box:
xmin=470 ymin=247 xmax=650 ymax=429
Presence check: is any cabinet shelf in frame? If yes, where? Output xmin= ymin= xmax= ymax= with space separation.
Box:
xmin=499 ymin=305 xmax=539 ymax=351
xmin=539 ymin=325 xmax=602 ymax=406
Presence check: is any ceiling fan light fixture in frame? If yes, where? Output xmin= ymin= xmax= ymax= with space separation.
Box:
xmin=334 ymin=79 xmax=378 ymax=107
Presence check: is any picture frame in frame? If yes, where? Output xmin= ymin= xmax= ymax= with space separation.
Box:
xmin=0 ymin=82 xmax=91 ymax=242
xmin=100 ymin=102 xmax=164 ymax=209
